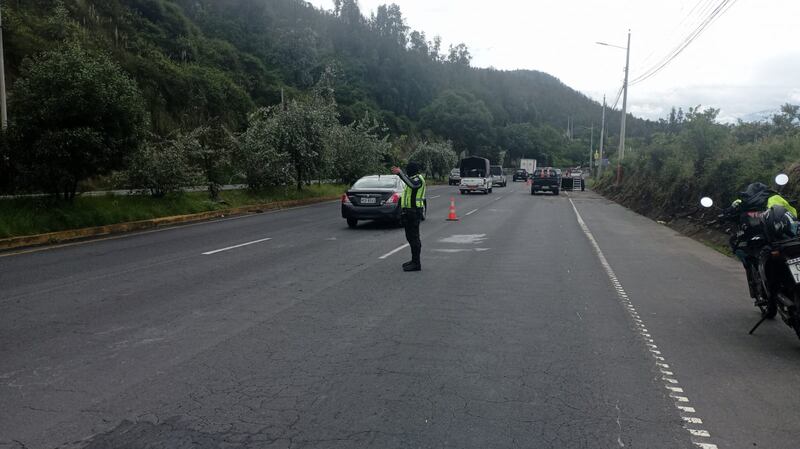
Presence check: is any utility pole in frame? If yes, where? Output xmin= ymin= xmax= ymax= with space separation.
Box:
xmin=0 ymin=4 xmax=7 ymax=130
xmin=617 ymin=30 xmax=631 ymax=184
xmin=599 ymin=95 xmax=606 ymax=177
xmin=566 ymin=117 xmax=571 ymax=140
xmin=588 ymin=123 xmax=594 ymax=170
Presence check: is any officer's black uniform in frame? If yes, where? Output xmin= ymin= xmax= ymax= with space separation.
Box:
xmin=397 ymin=162 xmax=425 ymax=272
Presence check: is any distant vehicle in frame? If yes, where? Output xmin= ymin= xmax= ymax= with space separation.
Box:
xmin=512 ymin=169 xmax=528 ymax=182
xmin=568 ymin=169 xmax=583 ymax=178
xmin=459 ymin=156 xmax=492 ymax=194
xmin=490 ymin=165 xmax=507 ymax=187
xmin=342 ymin=175 xmax=426 ymax=228
xmin=448 ymin=168 xmax=461 ymax=186
xmin=531 ymin=167 xmax=562 ymax=195
xmin=520 ymin=158 xmax=537 ymax=175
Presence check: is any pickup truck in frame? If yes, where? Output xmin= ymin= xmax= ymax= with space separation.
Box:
xmin=459 ymin=156 xmax=493 ymax=194
xmin=530 ymin=167 xmax=561 ymax=195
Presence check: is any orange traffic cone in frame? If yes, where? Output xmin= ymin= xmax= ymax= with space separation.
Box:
xmin=446 ymin=197 xmax=459 ymax=221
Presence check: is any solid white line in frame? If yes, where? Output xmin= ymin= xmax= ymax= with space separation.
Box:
xmin=202 ymin=237 xmax=272 ymax=255
xmin=379 ymin=243 xmax=409 ymax=260
xmin=465 ymin=208 xmax=479 ymax=216
xmin=568 ymin=197 xmax=721 ymax=448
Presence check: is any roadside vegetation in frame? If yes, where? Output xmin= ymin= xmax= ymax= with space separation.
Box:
xmin=0 ymin=0 xmax=633 ymax=202
xmin=0 ymin=184 xmax=345 ymax=238
xmin=595 ymin=104 xmax=800 ymax=220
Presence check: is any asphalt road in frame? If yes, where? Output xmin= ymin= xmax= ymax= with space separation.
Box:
xmin=2 ymin=184 xmax=800 ymax=449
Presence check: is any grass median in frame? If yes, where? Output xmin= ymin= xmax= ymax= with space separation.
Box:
xmin=0 ymin=184 xmax=346 ymax=239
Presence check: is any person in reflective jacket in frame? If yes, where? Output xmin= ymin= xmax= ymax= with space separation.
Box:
xmin=391 ymin=161 xmax=426 ymax=272
xmin=726 ymin=182 xmax=798 ymax=297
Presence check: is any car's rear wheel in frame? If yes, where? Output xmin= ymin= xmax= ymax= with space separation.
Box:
xmin=346 ymin=218 xmax=358 ymax=228
xmin=553 ymin=188 xmax=560 ymax=195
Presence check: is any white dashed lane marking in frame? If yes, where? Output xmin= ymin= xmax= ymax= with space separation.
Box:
xmin=378 ymin=243 xmax=409 ymax=260
xmin=202 ymin=237 xmax=272 ymax=255
xmin=568 ymin=198 xmax=720 ymax=449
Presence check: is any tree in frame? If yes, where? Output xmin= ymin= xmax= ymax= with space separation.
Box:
xmin=408 ymin=141 xmax=458 ymax=179
xmin=419 ymin=91 xmax=493 ymax=156
xmin=447 ymin=43 xmax=472 ymax=66
xmin=186 ymin=124 xmax=235 ymax=200
xmin=236 ymin=108 xmax=294 ymax=190
xmin=328 ymin=114 xmax=390 ymax=185
xmin=11 ymin=42 xmax=148 ymax=199
xmin=274 ymin=98 xmax=336 ymax=190
xmin=372 ymin=4 xmax=408 ymax=47
xmin=120 ymin=135 xmax=199 ymax=197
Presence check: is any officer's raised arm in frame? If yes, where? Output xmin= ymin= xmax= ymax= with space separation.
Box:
xmin=391 ymin=166 xmax=422 ymax=188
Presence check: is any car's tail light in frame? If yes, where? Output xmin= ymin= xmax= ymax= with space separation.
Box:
xmin=342 ymin=194 xmax=351 ymax=205
xmin=384 ymin=193 xmax=400 ymax=205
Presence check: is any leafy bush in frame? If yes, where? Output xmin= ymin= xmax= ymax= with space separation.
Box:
xmin=595 ymin=105 xmax=800 ymax=218
xmin=185 ymin=124 xmax=235 ymax=200
xmin=236 ymin=108 xmax=294 ymax=190
xmin=120 ymin=135 xmax=199 ymax=197
xmin=10 ymin=42 xmax=148 ymax=199
xmin=408 ymin=141 xmax=458 ymax=179
xmin=328 ymin=115 xmax=391 ymax=185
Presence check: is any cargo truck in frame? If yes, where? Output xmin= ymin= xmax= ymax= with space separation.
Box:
xmin=520 ymin=158 xmax=537 ymax=175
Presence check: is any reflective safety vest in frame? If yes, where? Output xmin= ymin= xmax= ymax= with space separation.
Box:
xmin=767 ymin=194 xmax=798 ymax=218
xmin=733 ymin=194 xmax=798 ymax=218
xmin=401 ymin=174 xmax=426 ymax=209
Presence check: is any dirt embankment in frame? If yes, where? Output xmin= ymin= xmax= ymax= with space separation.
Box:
xmin=594 ymin=184 xmax=733 ymax=256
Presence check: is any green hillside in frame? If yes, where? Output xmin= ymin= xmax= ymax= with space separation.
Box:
xmin=0 ymin=0 xmax=664 ymax=198
xmin=4 ymin=1 xmax=653 ymax=147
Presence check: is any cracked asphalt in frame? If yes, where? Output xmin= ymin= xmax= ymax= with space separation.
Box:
xmin=2 ymin=185 xmax=800 ymax=448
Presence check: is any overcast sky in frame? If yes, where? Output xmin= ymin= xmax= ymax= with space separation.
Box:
xmin=307 ymin=0 xmax=800 ymax=123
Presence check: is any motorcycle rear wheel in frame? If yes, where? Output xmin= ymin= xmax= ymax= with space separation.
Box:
xmin=759 ymin=300 xmax=778 ymax=319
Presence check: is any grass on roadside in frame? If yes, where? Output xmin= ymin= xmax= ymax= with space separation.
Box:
xmin=0 ymin=184 xmax=346 ymax=239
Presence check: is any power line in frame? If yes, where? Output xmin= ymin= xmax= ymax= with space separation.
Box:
xmin=637 ymin=0 xmax=714 ymax=69
xmin=630 ymin=0 xmax=730 ymax=84
xmin=611 ymin=83 xmax=624 ymax=110
xmin=629 ymin=0 xmax=739 ymax=86
xmin=630 ymin=0 xmax=738 ymax=85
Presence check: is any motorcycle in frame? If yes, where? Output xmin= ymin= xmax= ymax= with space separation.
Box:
xmin=701 ymin=174 xmax=800 ymax=339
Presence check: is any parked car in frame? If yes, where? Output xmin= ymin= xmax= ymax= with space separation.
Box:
xmin=531 ymin=167 xmax=562 ymax=195
xmin=342 ymin=175 xmax=426 ymax=228
xmin=512 ymin=169 xmax=528 ymax=182
xmin=490 ymin=165 xmax=507 ymax=187
xmin=459 ymin=156 xmax=492 ymax=194
xmin=448 ymin=168 xmax=461 ymax=185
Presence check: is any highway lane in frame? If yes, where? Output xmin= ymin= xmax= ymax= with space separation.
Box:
xmin=1 ymin=184 xmax=799 ymax=448
xmin=572 ymin=192 xmax=800 ymax=449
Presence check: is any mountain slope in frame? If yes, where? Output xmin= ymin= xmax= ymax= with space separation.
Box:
xmin=4 ymin=0 xmax=656 ymax=157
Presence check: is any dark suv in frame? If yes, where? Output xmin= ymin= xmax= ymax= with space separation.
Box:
xmin=512 ymin=169 xmax=528 ymax=182
xmin=531 ymin=167 xmax=562 ymax=195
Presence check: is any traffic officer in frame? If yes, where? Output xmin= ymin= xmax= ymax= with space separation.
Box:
xmin=391 ymin=161 xmax=426 ymax=272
